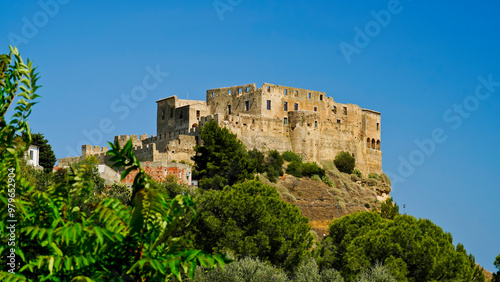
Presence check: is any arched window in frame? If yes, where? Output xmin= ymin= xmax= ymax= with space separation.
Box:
xmin=367 ymin=138 xmax=370 ymax=148
xmin=371 ymin=139 xmax=375 ymax=149
xmin=376 ymin=140 xmax=381 ymax=150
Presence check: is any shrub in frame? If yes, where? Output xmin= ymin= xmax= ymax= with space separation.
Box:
xmin=368 ymin=172 xmax=379 ymax=179
xmin=352 ymin=169 xmax=362 ymax=178
xmin=248 ymin=149 xmax=265 ymax=173
xmin=334 ymin=152 xmax=355 ymax=174
xmin=355 ymin=263 xmax=396 ymax=282
xmin=321 ymin=175 xmax=334 ymax=187
xmin=293 ymin=257 xmax=321 ymax=282
xmin=282 ymin=150 xmax=303 ymax=163
xmin=379 ymin=173 xmax=391 ymax=186
xmin=350 ymin=174 xmax=359 ymax=182
xmin=301 ymin=162 xmax=325 ymax=178
xmin=311 ymin=174 xmax=322 ymax=182
xmin=286 ymin=161 xmax=303 ymax=178
xmin=193 ymin=257 xmax=288 ymax=282
xmin=320 ymin=269 xmax=344 ymax=282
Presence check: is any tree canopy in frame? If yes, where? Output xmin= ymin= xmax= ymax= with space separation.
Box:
xmin=31 ymin=132 xmax=57 ymax=172
xmin=192 ymin=120 xmax=253 ymax=190
xmin=191 ymin=180 xmax=314 ymax=272
xmin=315 ymin=211 xmax=485 ymax=281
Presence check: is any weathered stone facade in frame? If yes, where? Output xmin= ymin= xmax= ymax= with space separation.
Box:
xmin=58 ymin=82 xmax=382 ymax=177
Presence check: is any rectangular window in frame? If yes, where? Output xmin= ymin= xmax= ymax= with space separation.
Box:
xmin=245 ymin=101 xmax=249 ymax=111
xmin=283 ymin=102 xmax=288 ymax=111
xmin=377 ymin=123 xmax=380 ymax=130
xmin=162 ymin=109 xmax=165 ymax=120
xmin=337 ymin=119 xmax=341 ymax=124
xmin=343 ymin=107 xmax=347 ymax=115
xmin=239 ymin=88 xmax=242 ymax=94
xmin=211 ymin=91 xmax=214 ymax=98
xmin=267 ymin=100 xmax=271 ymax=110
xmin=284 ymin=89 xmax=287 ymax=95
xmin=30 ymin=150 xmax=34 ymax=160
xmin=308 ymin=92 xmax=311 ymax=99
xmin=170 ymin=107 xmax=174 ymax=118
xmin=246 ymin=87 xmax=250 ymax=92
xmin=267 ymin=86 xmax=271 ymax=92
xmin=320 ymin=95 xmax=323 ymax=100
xmin=196 ymin=110 xmax=200 ymax=118
xmin=314 ymin=121 xmax=318 ymax=128
xmin=295 ymin=90 xmax=298 ymax=96
xmin=284 ymin=117 xmax=288 ymax=125
xmin=228 ymin=105 xmax=231 ymax=114
xmin=314 ymin=107 xmax=317 ymax=112
xmin=179 ymin=110 xmax=183 ymax=119
xmin=294 ymin=103 xmax=298 ymax=111
xmin=228 ymin=89 xmax=232 ymax=95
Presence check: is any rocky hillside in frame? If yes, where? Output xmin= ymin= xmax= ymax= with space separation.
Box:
xmin=259 ymin=160 xmax=392 ymax=238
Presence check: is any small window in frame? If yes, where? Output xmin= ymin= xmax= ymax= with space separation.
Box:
xmin=314 ymin=107 xmax=317 ymax=112
xmin=30 ymin=150 xmax=34 ymax=160
xmin=238 ymin=88 xmax=242 ymax=94
xmin=170 ymin=107 xmax=174 ymax=118
xmin=294 ymin=90 xmax=298 ymax=96
xmin=320 ymin=95 xmax=323 ymax=101
xmin=284 ymin=102 xmax=288 ymax=111
xmin=294 ymin=103 xmax=298 ymax=111
xmin=308 ymin=92 xmax=311 ymax=99
xmin=179 ymin=110 xmax=183 ymax=119
xmin=343 ymin=107 xmax=347 ymax=115
xmin=267 ymin=100 xmax=271 ymax=110
xmin=284 ymin=89 xmax=288 ymax=95
xmin=267 ymin=86 xmax=271 ymax=92
xmin=377 ymin=123 xmax=380 ymax=130
xmin=332 ymin=105 xmax=337 ymax=114
xmin=245 ymin=101 xmax=249 ymax=111
xmin=228 ymin=105 xmax=231 ymax=114
xmin=228 ymin=89 xmax=231 ymax=95
xmin=162 ymin=109 xmax=165 ymax=120
xmin=337 ymin=119 xmax=341 ymax=124
xmin=246 ymin=87 xmax=250 ymax=92
xmin=314 ymin=121 xmax=318 ymax=128
xmin=211 ymin=91 xmax=214 ymax=98
xmin=284 ymin=117 xmax=288 ymax=125
xmin=196 ymin=110 xmax=200 ymax=118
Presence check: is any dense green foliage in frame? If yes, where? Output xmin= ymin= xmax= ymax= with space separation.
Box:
xmin=379 ymin=198 xmax=399 ymax=220
xmin=192 ymin=120 xmax=253 ymax=190
xmin=333 ymin=151 xmax=355 ymax=174
xmin=286 ymin=160 xmax=325 ymax=179
xmin=493 ymin=254 xmax=500 ymax=282
xmin=264 ymin=150 xmax=284 ymax=182
xmin=315 ymin=211 xmax=485 ymax=281
xmin=352 ymin=169 xmax=362 ymax=178
xmin=282 ymin=151 xmax=303 ymax=163
xmin=30 ymin=133 xmax=57 ymax=172
xmin=0 ymin=47 xmax=228 ymax=281
xmin=191 ymin=180 xmax=313 ymax=272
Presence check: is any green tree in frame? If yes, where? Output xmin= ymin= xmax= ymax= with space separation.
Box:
xmin=248 ymin=149 xmax=265 ymax=174
xmin=0 ymin=47 xmax=229 ymax=281
xmin=493 ymin=254 xmax=500 ymax=282
xmin=264 ymin=150 xmax=284 ymax=182
xmin=379 ymin=197 xmax=399 ymax=220
xmin=192 ymin=180 xmax=313 ymax=273
xmin=315 ymin=212 xmax=484 ymax=282
xmin=30 ymin=132 xmax=57 ymax=172
xmin=192 ymin=120 xmax=253 ymax=190
xmin=334 ymin=151 xmax=355 ymax=174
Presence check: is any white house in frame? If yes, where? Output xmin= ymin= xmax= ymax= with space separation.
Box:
xmin=27 ymin=144 xmax=40 ymax=167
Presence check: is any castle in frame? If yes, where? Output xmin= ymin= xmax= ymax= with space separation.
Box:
xmin=58 ymin=82 xmax=382 ymax=180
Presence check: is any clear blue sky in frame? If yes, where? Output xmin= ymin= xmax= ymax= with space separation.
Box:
xmin=2 ymin=0 xmax=499 ymax=272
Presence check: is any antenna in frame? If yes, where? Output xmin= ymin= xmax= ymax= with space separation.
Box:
xmin=187 ymin=91 xmax=189 ymax=100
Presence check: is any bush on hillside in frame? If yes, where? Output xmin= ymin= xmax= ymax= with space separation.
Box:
xmin=333 ymin=152 xmax=355 ymax=174
xmin=352 ymin=169 xmax=362 ymax=178
xmin=282 ymin=150 xmax=303 ymax=163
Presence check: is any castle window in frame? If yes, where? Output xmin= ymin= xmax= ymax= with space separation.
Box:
xmin=284 ymin=102 xmax=288 ymax=111
xmin=320 ymin=95 xmax=323 ymax=101
xmin=284 ymin=89 xmax=288 ymax=95
xmin=211 ymin=91 xmax=214 ymax=98
xmin=295 ymin=90 xmax=298 ymax=96
xmin=377 ymin=123 xmax=380 ymax=130
xmin=308 ymin=92 xmax=311 ymax=99
xmin=170 ymin=107 xmax=174 ymax=118
xmin=314 ymin=121 xmax=318 ymax=128
xmin=239 ymin=88 xmax=242 ymax=94
xmin=29 ymin=150 xmax=33 ymax=160
xmin=162 ymin=109 xmax=165 ymax=120
xmin=284 ymin=117 xmax=288 ymax=125
xmin=179 ymin=110 xmax=183 ymax=119
xmin=332 ymin=105 xmax=337 ymax=114
xmin=314 ymin=107 xmax=317 ymax=112
xmin=245 ymin=101 xmax=249 ymax=111
xmin=246 ymin=87 xmax=250 ymax=92
xmin=228 ymin=105 xmax=231 ymax=114
xmin=343 ymin=107 xmax=347 ymax=115
xmin=267 ymin=100 xmax=271 ymax=110
xmin=376 ymin=140 xmax=381 ymax=150
xmin=367 ymin=138 xmax=370 ymax=148
xmin=371 ymin=139 xmax=375 ymax=149
xmin=196 ymin=110 xmax=200 ymax=118
xmin=294 ymin=103 xmax=298 ymax=111
xmin=267 ymin=86 xmax=271 ymax=92
xmin=228 ymin=89 xmax=232 ymax=95
xmin=337 ymin=119 xmax=341 ymax=124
